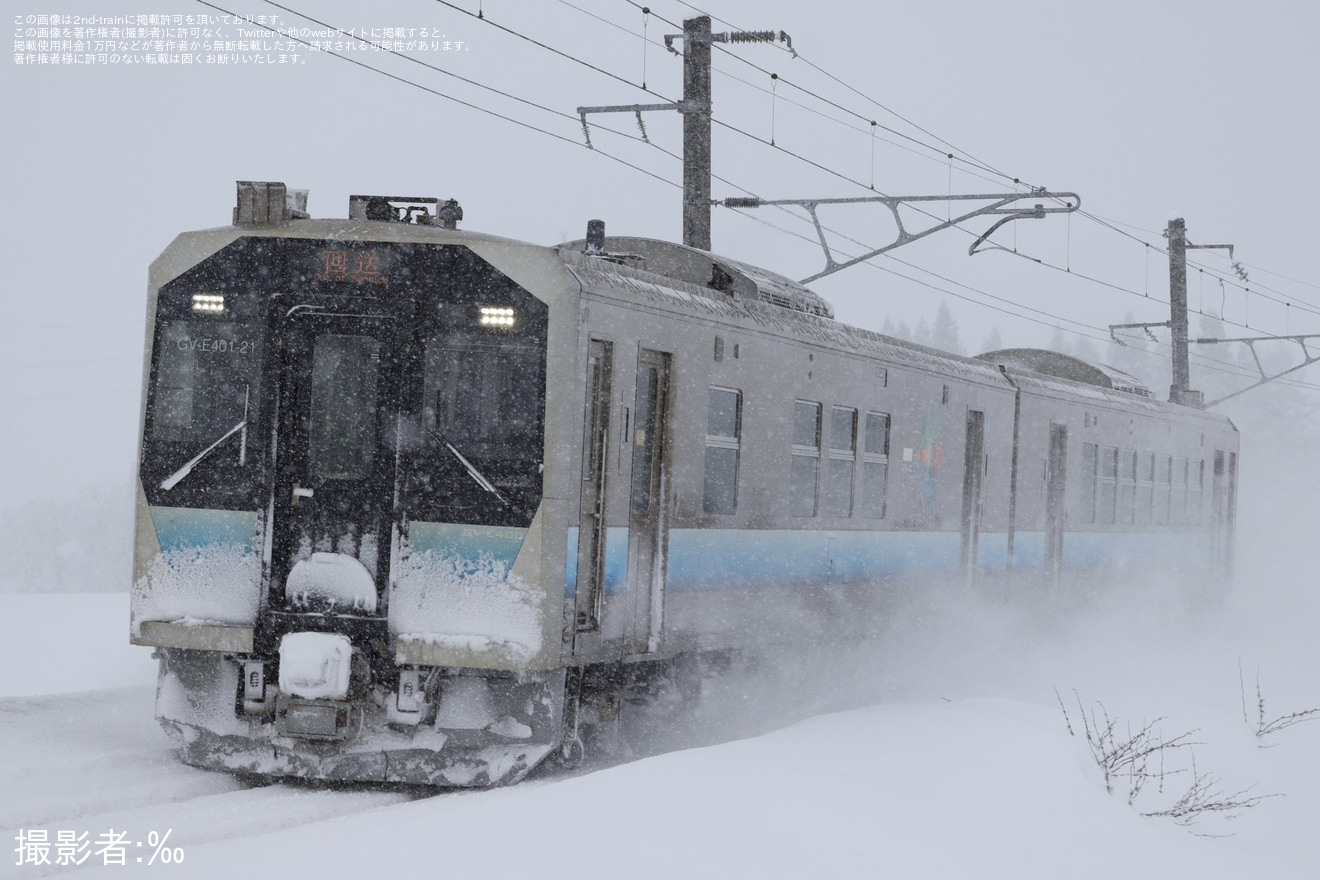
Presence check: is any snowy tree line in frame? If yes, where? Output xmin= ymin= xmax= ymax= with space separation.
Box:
xmin=0 ymin=482 xmax=134 ymax=592
xmin=880 ymin=300 xmax=1003 ymax=356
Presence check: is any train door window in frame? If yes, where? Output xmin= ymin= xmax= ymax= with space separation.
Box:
xmin=860 ymin=411 xmax=890 ymax=519
xmin=791 ymin=400 xmax=821 ymax=517
xmin=1136 ymin=452 xmax=1155 ymax=526
xmin=309 ymin=334 xmax=380 ymax=481
xmin=1188 ymin=459 xmax=1204 ymax=524
xmin=1173 ymin=458 xmax=1189 ymax=525
xmin=827 ymin=406 xmax=858 ymax=518
xmin=1117 ymin=449 xmax=1137 ymax=525
xmin=1081 ymin=443 xmax=1098 ymax=524
xmin=1212 ymin=450 xmax=1226 ymax=524
xmin=1154 ymin=454 xmax=1172 ymax=525
xmin=1097 ymin=446 xmax=1118 ymax=524
xmin=703 ymin=387 xmax=741 ymax=515
xmin=1228 ymin=451 xmax=1238 ymax=540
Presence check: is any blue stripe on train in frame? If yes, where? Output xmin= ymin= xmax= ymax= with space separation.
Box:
xmin=567 ymin=527 xmax=1212 ymax=594
xmin=149 ymin=506 xmax=259 ymax=551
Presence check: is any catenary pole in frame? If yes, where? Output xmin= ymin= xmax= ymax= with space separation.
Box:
xmin=681 ymin=16 xmax=713 ymax=251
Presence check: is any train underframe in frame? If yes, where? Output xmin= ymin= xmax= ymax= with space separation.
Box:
xmin=151 ymin=644 xmax=705 ymax=787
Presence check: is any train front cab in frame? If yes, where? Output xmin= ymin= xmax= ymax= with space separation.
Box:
xmin=131 ymin=206 xmax=579 ymax=785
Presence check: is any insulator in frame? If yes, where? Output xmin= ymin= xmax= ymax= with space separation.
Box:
xmin=730 ymin=30 xmax=776 ymax=43
xmin=724 ymin=197 xmax=762 ymax=209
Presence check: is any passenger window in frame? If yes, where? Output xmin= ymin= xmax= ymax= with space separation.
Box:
xmin=860 ymin=412 xmax=890 ymax=519
xmin=1188 ymin=459 xmax=1204 ymax=524
xmin=1136 ymin=452 xmax=1155 ymax=526
xmin=1154 ymin=454 xmax=1172 ymax=525
xmin=1097 ymin=446 xmax=1118 ymax=524
xmin=1081 ymin=443 xmax=1098 ymax=524
xmin=1118 ymin=449 xmax=1136 ymax=525
xmin=791 ymin=401 xmax=821 ymax=517
xmin=827 ymin=407 xmax=857 ymax=518
xmin=1173 ymin=458 xmax=1189 ymax=524
xmin=703 ymin=387 xmax=741 ymax=515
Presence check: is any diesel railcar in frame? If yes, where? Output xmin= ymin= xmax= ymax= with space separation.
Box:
xmin=130 ymin=182 xmax=1238 ymax=785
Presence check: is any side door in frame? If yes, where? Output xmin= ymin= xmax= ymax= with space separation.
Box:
xmin=960 ymin=409 xmax=986 ymax=584
xmin=1045 ymin=423 xmax=1068 ymax=585
xmin=573 ymin=339 xmax=613 ymax=642
xmin=267 ymin=307 xmax=400 ymax=615
xmin=625 ymin=348 xmax=673 ymax=654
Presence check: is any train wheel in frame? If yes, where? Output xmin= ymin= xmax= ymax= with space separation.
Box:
xmin=557 ymin=735 xmax=585 ymax=770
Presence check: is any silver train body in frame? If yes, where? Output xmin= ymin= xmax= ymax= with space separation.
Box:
xmin=131 ymin=183 xmax=1239 ymax=785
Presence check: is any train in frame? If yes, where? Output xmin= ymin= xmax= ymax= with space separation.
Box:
xmin=130 ymin=181 xmax=1239 ymax=786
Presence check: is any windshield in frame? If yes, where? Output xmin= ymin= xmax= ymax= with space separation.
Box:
xmin=151 ymin=319 xmax=260 ymax=447
xmin=424 ymin=338 xmax=543 ymax=461
xmin=142 ymin=305 xmax=265 ymax=509
xmin=406 ymin=329 xmax=546 ymax=527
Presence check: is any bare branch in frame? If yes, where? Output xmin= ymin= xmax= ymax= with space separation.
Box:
xmin=1141 ymin=750 xmax=1274 ymax=827
xmin=1252 ymin=670 xmax=1320 ymax=744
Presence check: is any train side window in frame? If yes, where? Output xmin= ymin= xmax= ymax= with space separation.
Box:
xmin=1117 ymin=449 xmax=1137 ymax=525
xmin=1081 ymin=443 xmax=1098 ymax=524
xmin=1154 ymin=454 xmax=1172 ymax=525
xmin=827 ymin=406 xmax=858 ymax=518
xmin=860 ymin=412 xmax=890 ymax=519
xmin=1188 ymin=459 xmax=1204 ymax=525
xmin=1136 ymin=452 xmax=1155 ymax=526
xmin=791 ymin=400 xmax=821 ymax=517
xmin=1097 ymin=446 xmax=1118 ymax=525
xmin=703 ymin=387 xmax=741 ymax=515
xmin=1173 ymin=457 xmax=1189 ymax=525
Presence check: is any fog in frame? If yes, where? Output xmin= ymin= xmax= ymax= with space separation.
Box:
xmin=5 ymin=0 xmax=1319 ymax=507
xmin=3 ymin=1 xmax=1319 ymax=870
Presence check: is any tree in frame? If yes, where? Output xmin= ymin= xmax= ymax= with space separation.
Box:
xmin=1048 ymin=327 xmax=1071 ymax=357
xmin=912 ymin=316 xmax=933 ymax=348
xmin=978 ymin=327 xmax=1003 ymax=355
xmin=931 ymin=301 xmax=965 ymax=355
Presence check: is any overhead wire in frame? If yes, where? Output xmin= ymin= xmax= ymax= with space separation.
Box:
xmin=199 ymin=0 xmax=681 ymax=191
xmin=627 ymin=3 xmax=1320 ymax=341
xmin=251 ymin=1 xmax=1320 ymax=394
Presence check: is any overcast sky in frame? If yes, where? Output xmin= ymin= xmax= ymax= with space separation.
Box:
xmin=4 ymin=0 xmax=1318 ymax=503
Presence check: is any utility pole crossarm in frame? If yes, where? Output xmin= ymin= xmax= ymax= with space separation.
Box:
xmin=1109 ymin=320 xmax=1169 ymax=344
xmin=575 ymin=101 xmax=695 ymax=147
xmin=576 ymin=16 xmax=790 ymax=250
xmin=721 ymin=190 xmax=1080 ymax=284
xmin=1192 ymin=333 xmax=1320 ymax=407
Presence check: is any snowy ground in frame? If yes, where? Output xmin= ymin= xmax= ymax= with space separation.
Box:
xmin=2 ymin=544 xmax=1319 ymax=880
xmin=3 ymin=419 xmax=1317 ymax=879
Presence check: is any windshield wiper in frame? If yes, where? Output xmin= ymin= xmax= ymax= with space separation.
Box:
xmin=160 ymin=419 xmax=247 ymax=490
xmin=429 ymin=430 xmax=508 ymax=505
xmin=160 ymin=385 xmax=249 ymax=491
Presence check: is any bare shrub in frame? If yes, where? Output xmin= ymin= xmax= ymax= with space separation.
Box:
xmin=1240 ymin=663 xmax=1320 ymax=745
xmin=1057 ymin=688 xmax=1267 ymax=830
xmin=1056 ymin=688 xmax=1196 ymax=804
xmin=1141 ymin=751 xmax=1267 ymax=829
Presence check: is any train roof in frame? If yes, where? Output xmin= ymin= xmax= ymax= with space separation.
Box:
xmin=558 ymin=236 xmax=1234 ymax=429
xmin=165 ymin=183 xmax=1232 ymax=432
xmin=975 ymin=348 xmax=1152 ymax=397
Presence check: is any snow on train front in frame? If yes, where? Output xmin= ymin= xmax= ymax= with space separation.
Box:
xmin=130 ymin=182 xmax=578 ymax=785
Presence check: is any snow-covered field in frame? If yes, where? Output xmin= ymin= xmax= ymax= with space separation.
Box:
xmin=3 ymin=535 xmax=1318 ymax=880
